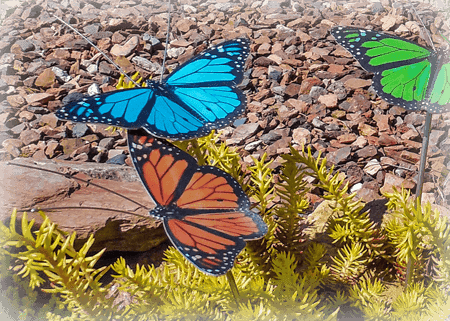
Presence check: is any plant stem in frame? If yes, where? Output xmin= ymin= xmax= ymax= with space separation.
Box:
xmin=226 ymin=270 xmax=240 ymax=307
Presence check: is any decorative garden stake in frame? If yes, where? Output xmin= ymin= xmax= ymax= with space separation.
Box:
xmin=51 ymin=1 xmax=265 ymax=304
xmin=331 ymin=14 xmax=450 ymax=287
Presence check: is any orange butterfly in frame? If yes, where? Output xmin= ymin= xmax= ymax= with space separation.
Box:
xmin=127 ymin=130 xmax=267 ymax=275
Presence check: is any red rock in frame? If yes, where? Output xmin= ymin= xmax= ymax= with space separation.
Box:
xmin=20 ymin=129 xmax=41 ymax=145
xmin=25 ymin=93 xmax=55 ymax=104
xmin=286 ymin=99 xmax=308 ymax=113
xmin=39 ymin=113 xmax=59 ymax=128
xmin=402 ymin=140 xmax=422 ymax=150
xmin=400 ymin=150 xmax=420 ymax=164
xmin=329 ymin=140 xmax=347 ymax=149
xmin=344 ymin=78 xmax=372 ymax=89
xmin=285 ymin=83 xmax=301 ymax=97
xmin=20 ymin=144 xmax=39 ymax=157
xmin=45 ymin=140 xmax=60 ymax=158
xmin=358 ymin=123 xmax=377 ymax=136
xmin=381 ymin=172 xmax=415 ymax=194
xmin=356 ymin=145 xmax=378 ymax=158
xmin=356 ymin=181 xmax=383 ymax=202
xmin=373 ymin=114 xmax=392 ymax=132
xmin=380 ymin=157 xmax=397 ymax=167
xmin=0 ymin=159 xmax=160 ymax=252
xmin=378 ymin=134 xmax=398 ymax=146
xmin=110 ymin=36 xmax=139 ymax=56
xmin=352 ymin=136 xmax=368 ymax=149
xmin=252 ymin=88 xmax=271 ymax=101
xmin=384 ymin=145 xmax=404 ymax=159
xmin=347 ymin=93 xmax=372 ymax=112
xmin=32 ymin=149 xmax=47 ymax=160
xmin=35 ymin=68 xmax=56 ymax=87
xmin=299 ymin=77 xmax=322 ymax=95
xmin=327 ymin=64 xmax=345 ymax=74
xmin=318 ymin=93 xmax=338 ymax=108
xmin=366 ymin=136 xmax=379 ymax=146
xmin=337 ymin=133 xmax=357 ymax=144
xmin=401 ymin=129 xmax=420 ymax=140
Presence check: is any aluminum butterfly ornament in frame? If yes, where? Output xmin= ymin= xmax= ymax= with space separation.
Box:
xmin=331 ymin=20 xmax=450 ymax=284
xmin=56 ymin=38 xmax=251 ymax=140
xmin=331 ymin=27 xmax=450 ymax=113
xmin=331 ymin=26 xmax=450 ymax=198
xmin=127 ymin=130 xmax=267 ymax=276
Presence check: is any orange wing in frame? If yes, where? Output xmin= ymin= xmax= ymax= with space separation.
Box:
xmin=164 ymin=209 xmax=267 ymax=275
xmin=128 ymin=130 xmax=197 ymax=206
xmin=177 ymin=172 xmax=240 ymax=209
xmin=128 ymin=131 xmax=268 ymax=275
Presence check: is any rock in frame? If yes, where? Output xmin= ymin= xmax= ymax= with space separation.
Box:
xmin=381 ymin=172 xmax=415 ymax=194
xmin=318 ymin=93 xmax=338 ymax=108
xmin=39 ymin=114 xmax=59 ymax=128
xmin=35 ymin=68 xmax=56 ymax=87
xmin=110 ymin=36 xmax=139 ymax=56
xmin=327 ymin=146 xmax=352 ymax=165
xmin=0 ymin=159 xmax=161 ymax=253
xmin=356 ymin=145 xmax=378 ymax=159
xmin=292 ymin=128 xmax=311 ymax=146
xmin=72 ymin=123 xmax=89 ymax=138
xmin=344 ymin=78 xmax=373 ymax=89
xmin=364 ymin=159 xmax=382 ymax=176
xmin=230 ymin=123 xmax=260 ymax=143
xmin=378 ymin=134 xmax=397 ymax=146
xmin=19 ymin=129 xmax=41 ymax=146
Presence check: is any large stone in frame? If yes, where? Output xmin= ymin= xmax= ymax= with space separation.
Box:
xmin=1 ymin=159 xmax=161 ymax=253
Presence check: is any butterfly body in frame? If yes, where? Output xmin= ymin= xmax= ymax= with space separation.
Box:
xmin=56 ymin=38 xmax=251 ymax=140
xmin=331 ymin=26 xmax=450 ymax=114
xmin=128 ymin=130 xmax=267 ymax=275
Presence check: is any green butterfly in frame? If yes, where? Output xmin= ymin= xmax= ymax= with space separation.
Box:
xmin=331 ymin=26 xmax=450 ymax=114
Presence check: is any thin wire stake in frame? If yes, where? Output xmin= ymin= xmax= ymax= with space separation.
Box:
xmin=404 ymin=0 xmax=436 ymax=288
xmin=226 ymin=270 xmax=240 ymax=307
xmin=7 ymin=162 xmax=148 ymax=210
xmin=52 ymin=14 xmax=140 ymax=87
xmin=160 ymin=0 xmax=172 ymax=83
xmin=415 ymin=112 xmax=433 ymax=202
xmin=20 ymin=206 xmax=150 ymax=220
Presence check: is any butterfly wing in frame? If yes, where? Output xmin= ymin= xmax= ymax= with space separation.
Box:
xmin=142 ymin=38 xmax=250 ymax=139
xmin=331 ymin=26 xmax=439 ymax=111
xmin=427 ymin=58 xmax=450 ymax=113
xmin=57 ymin=38 xmax=250 ymax=140
xmin=56 ymin=88 xmax=155 ymax=128
xmin=142 ymin=84 xmax=247 ymax=140
xmin=127 ymin=130 xmax=267 ymax=275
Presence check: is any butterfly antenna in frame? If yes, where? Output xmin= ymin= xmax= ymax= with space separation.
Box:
xmin=159 ymin=0 xmax=172 ymax=84
xmin=19 ymin=206 xmax=150 ymax=220
xmin=407 ymin=1 xmax=437 ymax=51
xmin=52 ymin=14 xmax=140 ymax=87
xmin=7 ymin=162 xmax=149 ymax=210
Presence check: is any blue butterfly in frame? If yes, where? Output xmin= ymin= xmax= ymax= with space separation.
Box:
xmin=56 ymin=38 xmax=251 ymax=140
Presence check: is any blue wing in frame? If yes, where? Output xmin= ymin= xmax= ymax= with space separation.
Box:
xmin=143 ymin=85 xmax=246 ymax=139
xmin=143 ymin=37 xmax=250 ymax=139
xmin=165 ymin=38 xmax=250 ymax=87
xmin=56 ymin=38 xmax=251 ymax=139
xmin=55 ymin=88 xmax=155 ymax=128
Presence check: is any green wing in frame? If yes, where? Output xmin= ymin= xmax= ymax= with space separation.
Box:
xmin=429 ymin=63 xmax=450 ymax=107
xmin=331 ymin=27 xmax=450 ymax=113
